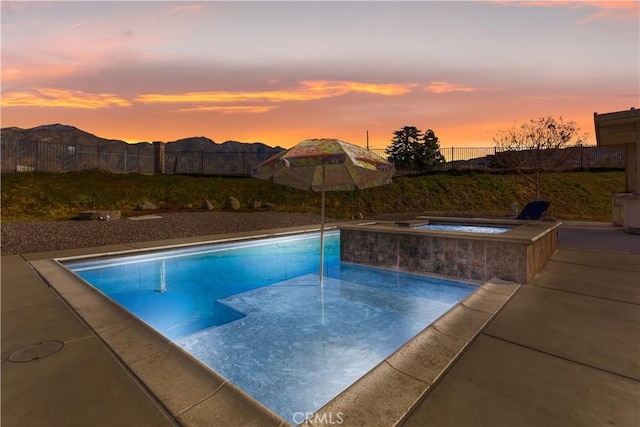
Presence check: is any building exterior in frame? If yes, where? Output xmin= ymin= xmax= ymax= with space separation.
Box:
xmin=594 ymin=107 xmax=640 ymax=234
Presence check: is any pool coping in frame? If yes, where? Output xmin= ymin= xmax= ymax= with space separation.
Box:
xmin=28 ymin=222 xmax=521 ymax=427
xmin=339 ymin=217 xmax=562 ymax=244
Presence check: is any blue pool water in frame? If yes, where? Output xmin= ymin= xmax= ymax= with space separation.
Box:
xmin=65 ymin=231 xmax=476 ymax=423
xmin=416 ymin=223 xmax=512 ymax=234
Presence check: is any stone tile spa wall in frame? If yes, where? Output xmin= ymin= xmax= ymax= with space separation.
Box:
xmin=339 ymin=221 xmax=561 ymax=283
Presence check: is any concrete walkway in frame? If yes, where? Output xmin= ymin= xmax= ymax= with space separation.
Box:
xmin=1 ymin=250 xmax=178 ymax=426
xmin=401 ymin=223 xmax=640 ymax=426
xmin=2 ymin=223 xmax=638 ymax=426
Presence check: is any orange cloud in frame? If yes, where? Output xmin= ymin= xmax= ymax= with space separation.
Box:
xmin=0 ymin=78 xmax=502 ymax=128
xmin=425 ymin=82 xmax=476 ymax=94
xmin=136 ymin=80 xmax=418 ymax=105
xmin=0 ymin=80 xmax=421 ymax=113
xmin=1 ymin=89 xmax=131 ymax=109
xmin=303 ymin=81 xmax=417 ymax=96
xmin=173 ymin=105 xmax=279 ymax=114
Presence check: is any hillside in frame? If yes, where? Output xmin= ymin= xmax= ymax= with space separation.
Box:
xmin=0 ymin=170 xmax=625 ymax=222
xmin=0 ymin=124 xmax=283 ymax=152
xmin=0 ymin=124 xmax=284 ymax=174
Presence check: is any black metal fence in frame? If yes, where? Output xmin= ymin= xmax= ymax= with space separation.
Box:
xmin=164 ymin=151 xmax=278 ymax=176
xmin=1 ymin=139 xmax=626 ymax=176
xmin=0 ymin=139 xmax=278 ymax=176
xmin=1 ymin=139 xmax=156 ymax=174
xmin=369 ymin=147 xmax=497 ymax=164
xmin=370 ymin=145 xmax=626 ymax=171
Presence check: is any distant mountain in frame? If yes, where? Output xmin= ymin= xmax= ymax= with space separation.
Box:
xmin=2 ymin=123 xmax=130 ymax=148
xmin=31 ymin=124 xmax=82 ymax=132
xmin=1 ymin=124 xmax=283 ymax=152
xmin=165 ymin=136 xmax=281 ymax=154
xmin=0 ymin=124 xmax=284 ymax=174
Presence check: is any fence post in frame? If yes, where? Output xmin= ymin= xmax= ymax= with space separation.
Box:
xmin=13 ymin=136 xmax=18 ymax=172
xmin=153 ymin=141 xmax=166 ymax=174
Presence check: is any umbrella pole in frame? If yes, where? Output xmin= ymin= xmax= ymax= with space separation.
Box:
xmin=319 ymin=164 xmax=325 ymax=288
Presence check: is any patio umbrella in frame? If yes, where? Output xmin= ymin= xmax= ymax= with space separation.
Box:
xmin=251 ymin=138 xmax=395 ymax=286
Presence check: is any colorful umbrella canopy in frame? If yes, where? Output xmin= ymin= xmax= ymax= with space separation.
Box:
xmin=252 ymin=138 xmax=395 ymax=191
xmin=252 ymin=138 xmax=395 ymax=286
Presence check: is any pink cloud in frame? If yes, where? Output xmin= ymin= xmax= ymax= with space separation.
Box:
xmin=170 ymin=4 xmax=202 ymax=14
xmin=520 ymin=95 xmax=553 ymax=100
xmin=489 ymin=0 xmax=639 ymax=23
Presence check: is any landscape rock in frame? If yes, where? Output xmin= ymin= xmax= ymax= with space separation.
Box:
xmin=263 ymin=203 xmax=276 ymax=210
xmin=251 ymin=200 xmax=262 ymax=209
xmin=225 ymin=196 xmax=241 ymax=210
xmin=202 ymin=200 xmax=215 ymax=210
xmin=77 ymin=210 xmax=121 ymax=221
xmin=135 ymin=201 xmax=157 ymax=210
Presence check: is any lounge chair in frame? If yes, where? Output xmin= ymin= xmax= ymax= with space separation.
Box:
xmin=516 ymin=201 xmax=551 ymax=220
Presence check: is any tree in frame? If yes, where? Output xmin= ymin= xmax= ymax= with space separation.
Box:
xmin=415 ymin=129 xmax=445 ymax=170
xmin=386 ymin=126 xmax=422 ymax=170
xmin=386 ymin=126 xmax=446 ymax=171
xmin=493 ymin=116 xmax=587 ymax=200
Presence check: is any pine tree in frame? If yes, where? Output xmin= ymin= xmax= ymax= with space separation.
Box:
xmin=385 ymin=126 xmax=423 ymax=170
xmin=386 ymin=126 xmax=446 ymax=171
xmin=415 ymin=129 xmax=446 ymax=171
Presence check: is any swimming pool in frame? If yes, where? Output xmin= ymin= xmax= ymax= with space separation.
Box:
xmin=64 ymin=231 xmax=476 ymax=424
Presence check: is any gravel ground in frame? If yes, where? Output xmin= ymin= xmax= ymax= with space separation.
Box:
xmin=0 ymin=210 xmax=497 ymax=256
xmin=1 ymin=211 xmax=332 ymax=256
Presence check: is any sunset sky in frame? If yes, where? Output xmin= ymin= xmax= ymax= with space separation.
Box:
xmin=2 ymin=1 xmax=638 ymax=150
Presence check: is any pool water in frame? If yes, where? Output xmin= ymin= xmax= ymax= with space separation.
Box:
xmin=416 ymin=223 xmax=512 ymax=234
xmin=65 ymin=231 xmax=476 ymax=423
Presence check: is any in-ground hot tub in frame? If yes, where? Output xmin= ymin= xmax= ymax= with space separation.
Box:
xmin=412 ymin=222 xmax=513 ymax=234
xmin=340 ymin=217 xmax=561 ymax=283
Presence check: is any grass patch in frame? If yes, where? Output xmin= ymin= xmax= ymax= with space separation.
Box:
xmin=0 ymin=169 xmax=625 ymax=222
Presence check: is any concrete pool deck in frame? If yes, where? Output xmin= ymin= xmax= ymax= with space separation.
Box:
xmin=2 ymin=221 xmax=639 ymax=426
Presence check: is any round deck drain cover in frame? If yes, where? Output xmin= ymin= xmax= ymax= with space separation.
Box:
xmin=8 ymin=341 xmax=64 ymax=363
